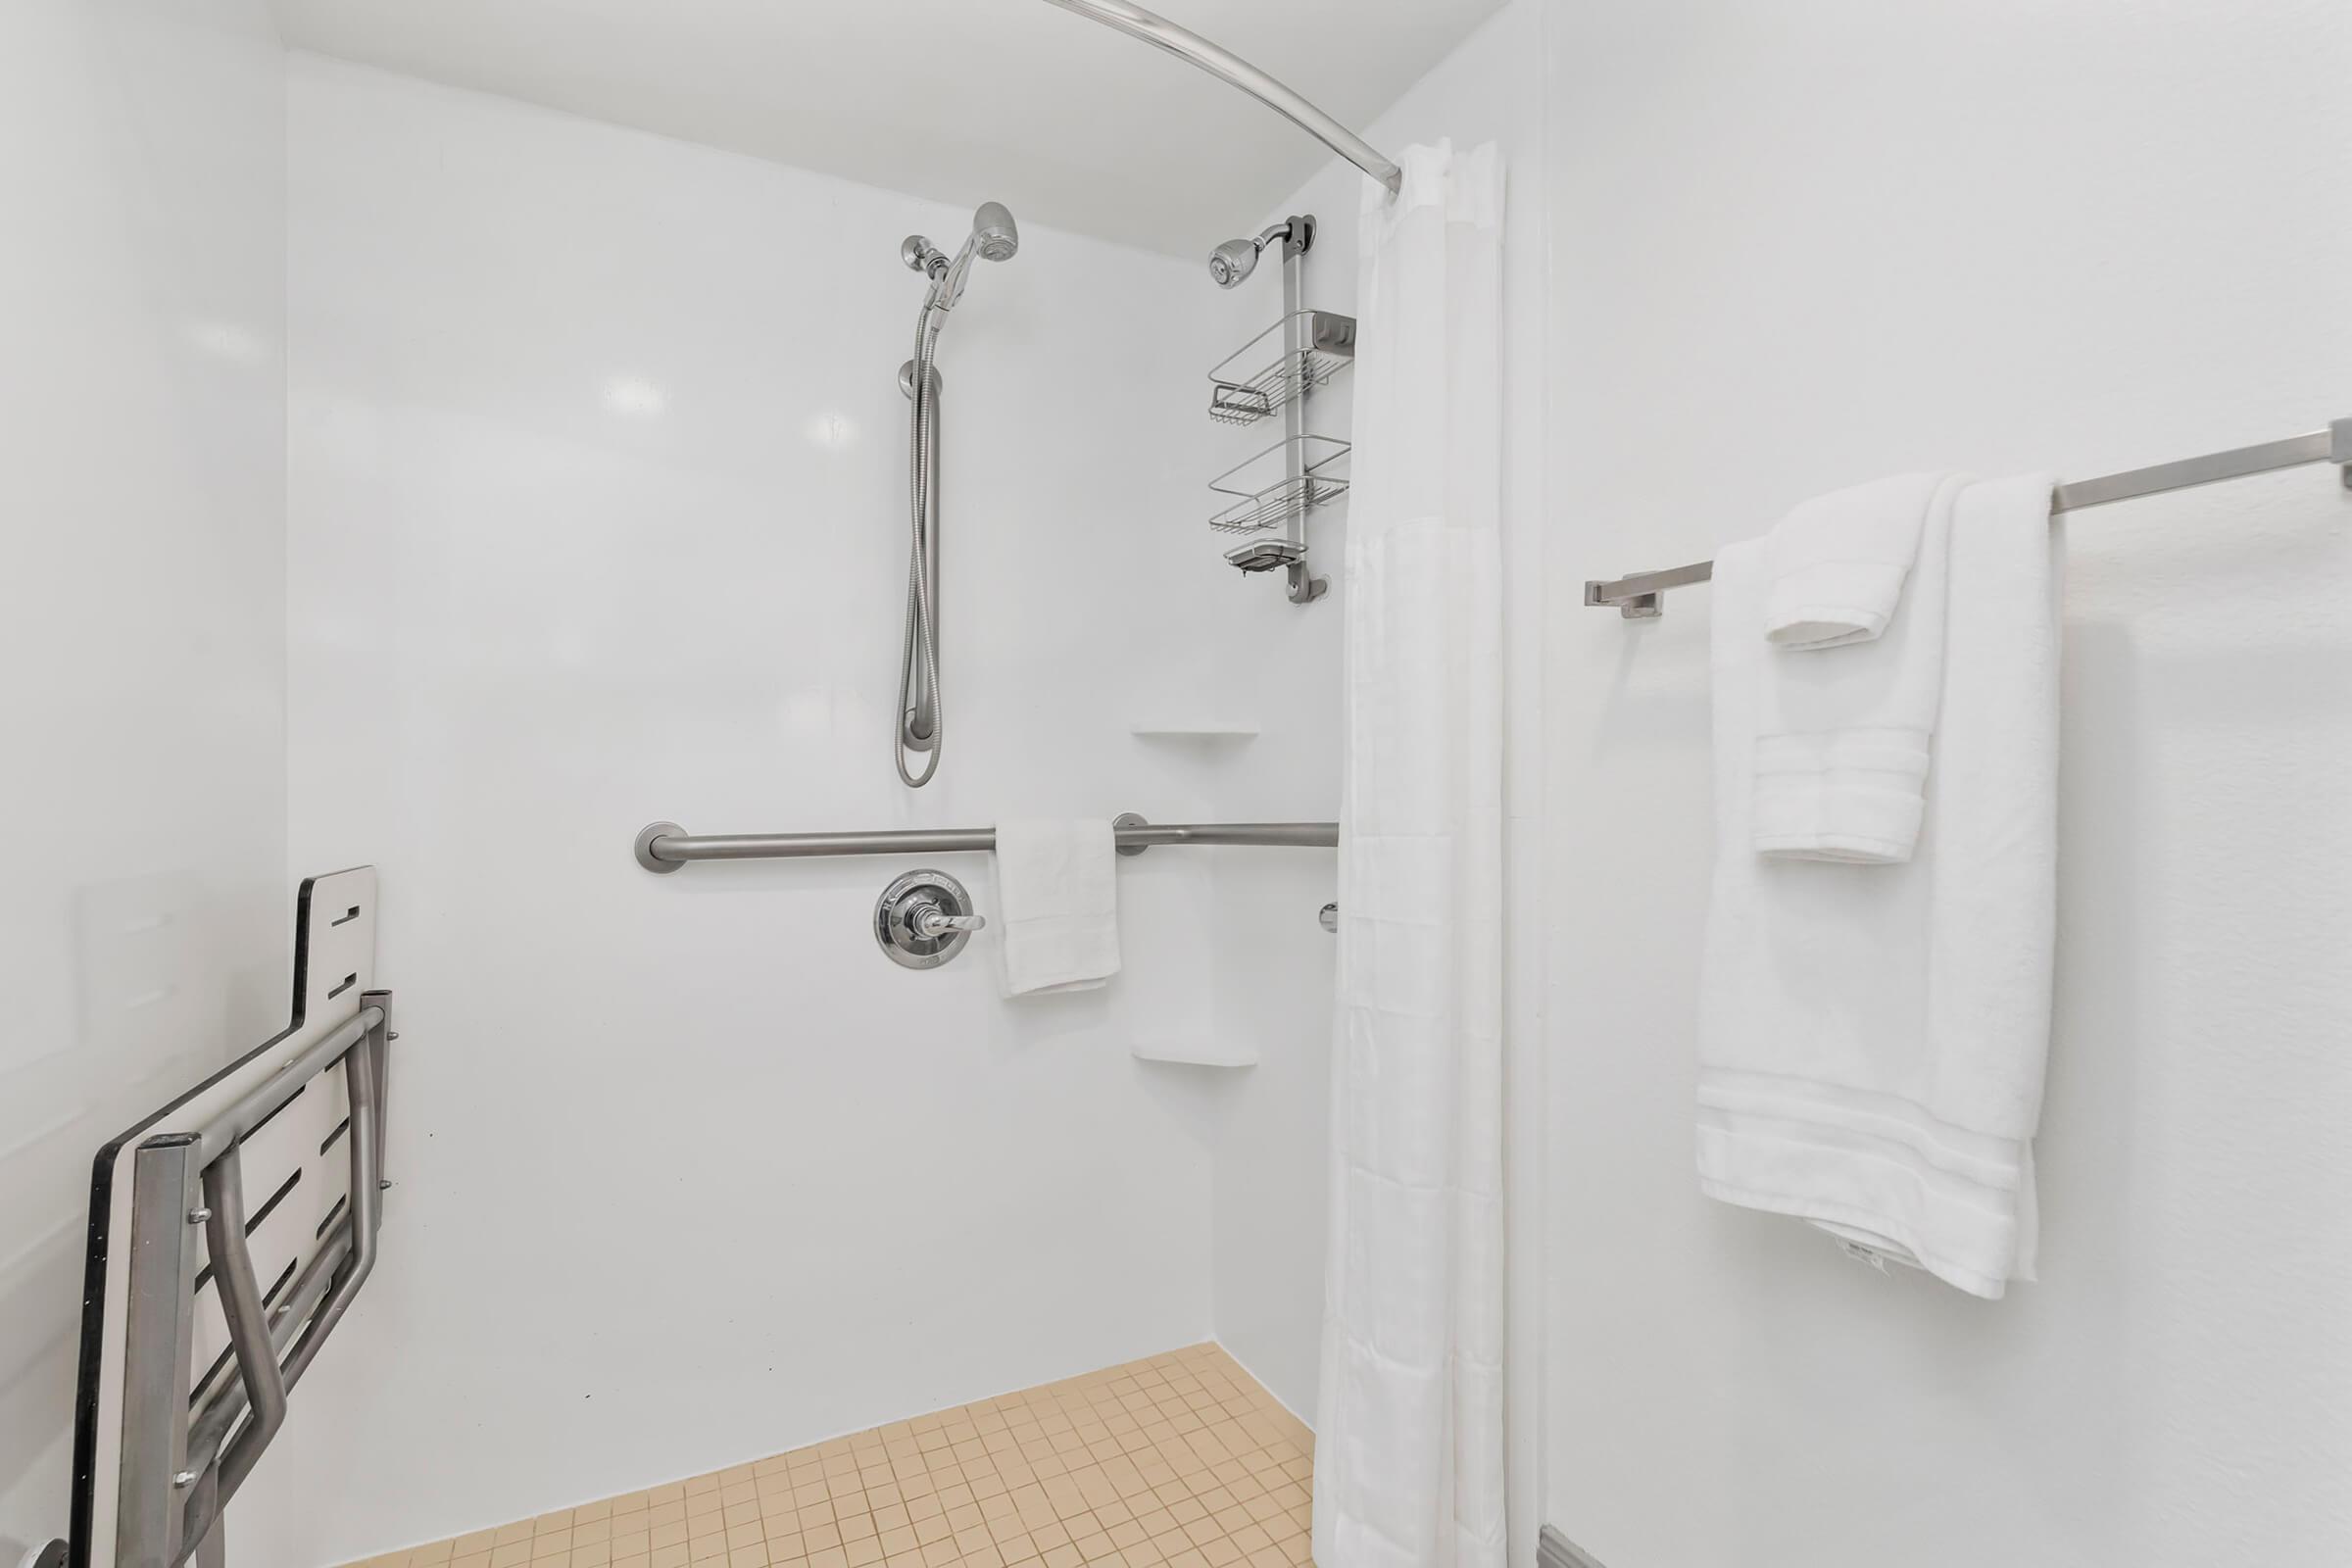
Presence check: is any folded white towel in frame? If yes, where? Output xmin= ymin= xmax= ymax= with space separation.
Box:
xmin=1753 ymin=473 xmax=1969 ymax=863
xmin=1697 ymin=473 xmax=2061 ymax=1299
xmin=993 ymin=818 xmax=1119 ymax=996
xmin=1763 ymin=471 xmax=1948 ymax=649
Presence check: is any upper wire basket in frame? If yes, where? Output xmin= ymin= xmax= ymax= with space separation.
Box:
xmin=1207 ymin=310 xmax=1357 ymax=426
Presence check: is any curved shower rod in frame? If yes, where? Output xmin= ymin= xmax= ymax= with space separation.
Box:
xmin=1041 ymin=0 xmax=1404 ymax=196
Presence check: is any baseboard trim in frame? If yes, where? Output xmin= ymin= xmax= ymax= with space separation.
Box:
xmin=1538 ymin=1525 xmax=1609 ymax=1568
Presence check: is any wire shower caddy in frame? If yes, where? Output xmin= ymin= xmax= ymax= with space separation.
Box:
xmin=1208 ymin=309 xmax=1356 ymax=426
xmin=1207 ymin=433 xmax=1352 ymax=535
xmin=1200 ymin=213 xmax=1351 ymax=603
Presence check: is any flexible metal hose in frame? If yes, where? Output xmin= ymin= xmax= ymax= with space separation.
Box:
xmin=895 ymin=305 xmax=946 ymax=788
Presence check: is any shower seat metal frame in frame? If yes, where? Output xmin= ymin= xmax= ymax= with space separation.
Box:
xmin=62 ymin=868 xmax=390 ymax=1568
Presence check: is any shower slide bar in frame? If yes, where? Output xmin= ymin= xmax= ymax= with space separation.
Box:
xmin=635 ymin=814 xmax=1337 ymax=872
xmin=1584 ymin=416 xmax=2352 ymax=617
xmin=1040 ymin=0 xmax=1403 ymax=195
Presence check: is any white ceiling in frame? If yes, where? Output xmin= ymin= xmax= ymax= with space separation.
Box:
xmin=268 ymin=0 xmax=1510 ymax=258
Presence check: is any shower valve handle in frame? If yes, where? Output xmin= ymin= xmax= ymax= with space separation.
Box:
xmin=908 ymin=904 xmax=985 ymax=940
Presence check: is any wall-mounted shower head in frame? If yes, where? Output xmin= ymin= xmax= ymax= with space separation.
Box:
xmin=1207 ymin=218 xmax=1311 ymax=289
xmin=1207 ymin=237 xmax=1260 ymax=289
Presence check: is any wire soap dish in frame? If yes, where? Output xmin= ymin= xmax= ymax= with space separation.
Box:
xmin=1208 ymin=309 xmax=1356 ymax=425
xmin=1208 ymin=433 xmax=1351 ymax=535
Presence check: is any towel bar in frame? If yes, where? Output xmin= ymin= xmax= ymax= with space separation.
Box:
xmin=1585 ymin=416 xmax=2352 ymax=617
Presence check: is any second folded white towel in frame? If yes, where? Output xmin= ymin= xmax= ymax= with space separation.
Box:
xmin=1754 ymin=471 xmax=1968 ymax=863
xmin=993 ymin=817 xmax=1120 ymax=996
xmin=1762 ymin=471 xmax=1947 ymax=649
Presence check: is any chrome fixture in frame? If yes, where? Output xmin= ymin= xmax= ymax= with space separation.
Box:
xmin=874 ymin=869 xmax=985 ymax=969
xmin=1584 ymin=416 xmax=2352 ymax=617
xmin=1209 ymin=432 xmax=1351 ymax=537
xmin=1208 ymin=309 xmax=1354 ymax=425
xmin=894 ymin=201 xmax=1020 ymax=788
xmin=1207 ymin=235 xmax=1260 ymax=289
xmin=903 ymin=202 xmax=1019 ymax=314
xmin=1207 ymin=220 xmax=1302 ymax=290
xmin=634 ymin=816 xmax=1336 ymax=870
xmin=1203 ymin=214 xmax=1336 ymax=604
xmin=1318 ymin=903 xmax=1339 ymax=934
xmin=1038 ymin=0 xmax=1402 ymax=196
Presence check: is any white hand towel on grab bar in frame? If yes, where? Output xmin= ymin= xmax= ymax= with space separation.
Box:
xmin=993 ymin=818 xmax=1120 ymax=996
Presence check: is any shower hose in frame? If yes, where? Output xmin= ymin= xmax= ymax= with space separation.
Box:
xmin=896 ymin=306 xmax=946 ymax=788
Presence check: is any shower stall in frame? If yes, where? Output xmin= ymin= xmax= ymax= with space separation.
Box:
xmin=14 ymin=0 xmax=2352 ymax=1565
xmin=2 ymin=4 xmax=1533 ymax=1568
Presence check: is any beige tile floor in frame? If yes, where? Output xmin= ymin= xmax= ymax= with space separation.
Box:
xmin=348 ymin=1344 xmax=1315 ymax=1568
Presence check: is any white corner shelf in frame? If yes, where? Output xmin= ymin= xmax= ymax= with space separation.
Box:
xmin=1131 ymin=1038 xmax=1258 ymax=1068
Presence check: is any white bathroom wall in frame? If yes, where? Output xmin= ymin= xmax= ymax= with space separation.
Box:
xmin=1199 ymin=0 xmax=1548 ymax=1544
xmin=1542 ymin=2 xmax=2352 ymax=1565
xmin=262 ymin=54 xmax=1234 ymax=1568
xmin=0 ymin=0 xmax=287 ymax=1557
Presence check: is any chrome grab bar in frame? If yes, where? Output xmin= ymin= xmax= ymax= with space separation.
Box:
xmin=635 ymin=813 xmax=1338 ymax=872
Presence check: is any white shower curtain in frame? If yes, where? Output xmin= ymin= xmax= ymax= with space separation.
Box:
xmin=1313 ymin=142 xmax=1505 ymax=1568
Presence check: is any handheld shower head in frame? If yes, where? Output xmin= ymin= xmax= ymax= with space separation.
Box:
xmin=918 ymin=201 xmax=1019 ymax=311
xmin=972 ymin=201 xmax=1018 ymax=263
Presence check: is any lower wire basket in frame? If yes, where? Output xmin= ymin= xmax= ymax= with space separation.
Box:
xmin=1207 ymin=432 xmax=1351 ymax=535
